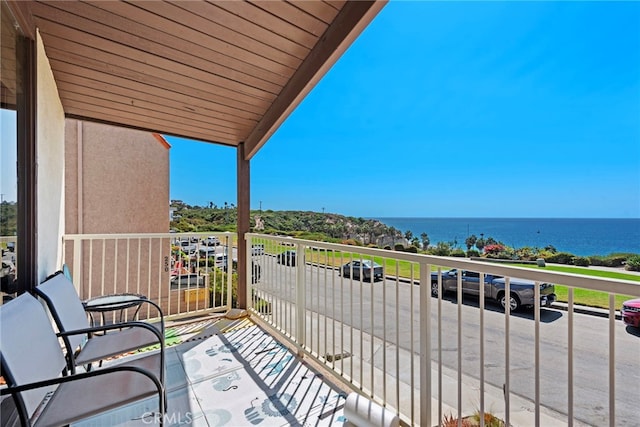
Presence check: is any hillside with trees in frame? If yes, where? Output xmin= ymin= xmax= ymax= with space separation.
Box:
xmin=170 ymin=200 xmax=402 ymax=246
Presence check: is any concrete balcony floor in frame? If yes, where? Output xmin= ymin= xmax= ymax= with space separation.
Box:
xmin=72 ymin=316 xmax=349 ymax=427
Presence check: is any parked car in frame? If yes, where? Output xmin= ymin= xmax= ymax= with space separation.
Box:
xmin=170 ymin=273 xmax=204 ymax=289
xmin=177 ymin=239 xmax=197 ymax=254
xmin=202 ymin=236 xmax=220 ymax=246
xmin=214 ymin=253 xmax=229 ymax=269
xmin=199 ymin=246 xmax=217 ymax=258
xmin=622 ymin=298 xmax=640 ymax=328
xmin=277 ymin=250 xmax=296 ymax=266
xmin=430 ymin=269 xmax=556 ymax=312
xmin=341 ymin=260 xmax=383 ymax=281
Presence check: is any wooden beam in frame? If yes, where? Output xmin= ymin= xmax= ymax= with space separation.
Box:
xmin=6 ymin=0 xmax=35 ymax=39
xmin=236 ymin=143 xmax=250 ymax=308
xmin=16 ymin=33 xmax=37 ymax=293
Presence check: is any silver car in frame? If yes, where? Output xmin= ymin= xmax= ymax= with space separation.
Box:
xmin=341 ymin=260 xmax=383 ymax=281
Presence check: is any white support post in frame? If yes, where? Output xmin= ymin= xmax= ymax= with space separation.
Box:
xmin=420 ymin=262 xmax=431 ymax=426
xmin=295 ymin=243 xmax=306 ymax=353
xmin=245 ymin=234 xmax=253 ymax=310
xmin=72 ymin=237 xmax=82 ymax=293
xmin=226 ymin=234 xmax=233 ymax=309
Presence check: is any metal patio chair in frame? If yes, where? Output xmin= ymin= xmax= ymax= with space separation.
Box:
xmin=0 ymin=292 xmax=165 ymax=427
xmin=34 ymin=271 xmax=165 ymax=389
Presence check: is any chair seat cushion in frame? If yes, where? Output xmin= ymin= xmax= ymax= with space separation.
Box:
xmin=74 ymin=324 xmax=162 ymax=366
xmin=34 ymin=369 xmax=160 ymax=427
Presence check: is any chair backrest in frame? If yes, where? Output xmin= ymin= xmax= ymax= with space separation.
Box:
xmin=36 ymin=271 xmax=90 ymax=353
xmin=0 ymin=292 xmax=67 ymax=419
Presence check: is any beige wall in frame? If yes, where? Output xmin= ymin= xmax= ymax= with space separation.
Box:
xmin=36 ymin=31 xmax=65 ymax=281
xmin=65 ymin=120 xmax=169 ymax=234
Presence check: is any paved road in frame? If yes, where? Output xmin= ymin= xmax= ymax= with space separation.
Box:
xmin=253 ymin=258 xmax=640 ymax=426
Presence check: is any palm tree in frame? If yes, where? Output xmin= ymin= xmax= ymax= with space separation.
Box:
xmin=404 ymin=230 xmax=413 ymax=242
xmin=476 ymin=236 xmax=486 ymax=252
xmin=465 ymin=234 xmax=477 ymax=250
xmin=420 ymin=232 xmax=430 ymax=250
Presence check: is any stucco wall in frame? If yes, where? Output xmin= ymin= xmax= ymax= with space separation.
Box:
xmin=65 ymin=120 xmax=169 ymax=234
xmin=36 ymin=31 xmax=65 ymax=281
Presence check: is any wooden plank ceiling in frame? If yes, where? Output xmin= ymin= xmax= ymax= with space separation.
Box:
xmin=25 ymin=0 xmax=385 ymax=159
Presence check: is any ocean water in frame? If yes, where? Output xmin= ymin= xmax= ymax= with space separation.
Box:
xmin=373 ymin=218 xmax=640 ymax=256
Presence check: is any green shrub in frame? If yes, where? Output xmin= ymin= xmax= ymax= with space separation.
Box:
xmin=253 ymin=297 xmax=272 ymax=314
xmin=429 ymin=242 xmax=452 ymax=256
xmin=515 ymin=246 xmax=537 ymax=261
xmin=626 ymin=255 xmax=640 ymax=271
xmin=210 ymin=268 xmax=236 ymax=306
xmin=198 ymin=257 xmax=218 ymax=267
xmin=405 ymin=246 xmax=419 ymax=253
xmin=603 ymin=255 xmax=627 ymax=267
xmin=590 ymin=254 xmax=632 ymax=267
xmin=466 ymin=249 xmax=481 ymax=258
xmin=341 ymin=239 xmax=360 ymax=246
xmin=546 ymin=252 xmax=574 ymax=264
xmin=209 ymin=268 xmax=271 ymax=311
xmin=450 ymin=248 xmax=466 ymax=257
xmin=588 ymin=255 xmax=605 ymax=266
xmin=572 ymin=256 xmax=590 ymax=267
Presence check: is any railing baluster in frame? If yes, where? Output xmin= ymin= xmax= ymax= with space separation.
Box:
xmin=479 ymin=272 xmax=485 ymax=427
xmin=371 ymin=255 xmax=375 ymax=396
xmin=125 ymin=238 xmax=131 ymax=305
xmin=73 ymin=237 xmax=81 ymax=294
xmin=535 ymin=280 xmax=540 ymax=427
xmin=437 ymin=267 xmax=443 ymax=427
xmin=457 ymin=268 xmax=463 ymax=422
xmin=505 ymin=277 xmax=511 ymax=426
xmin=568 ymin=287 xmax=574 ymax=427
xmin=295 ymin=242 xmax=306 ymax=352
xmin=419 ymin=261 xmax=431 ymax=427
xmin=88 ymin=239 xmax=94 ymax=301
xmin=609 ymin=293 xmax=615 ymax=427
xmin=394 ymin=260 xmax=399 ymax=414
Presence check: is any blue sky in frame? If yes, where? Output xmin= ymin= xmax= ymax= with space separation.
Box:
xmin=165 ymin=2 xmax=631 ymax=218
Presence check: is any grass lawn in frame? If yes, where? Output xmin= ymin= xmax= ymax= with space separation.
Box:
xmin=513 ymin=264 xmax=640 ymax=310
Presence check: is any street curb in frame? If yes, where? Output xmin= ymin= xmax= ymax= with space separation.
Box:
xmin=550 ymin=301 xmax=622 ymax=320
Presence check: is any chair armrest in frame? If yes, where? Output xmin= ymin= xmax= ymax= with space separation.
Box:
xmin=0 ymin=365 xmax=163 ymax=396
xmin=57 ymin=321 xmax=164 ymax=344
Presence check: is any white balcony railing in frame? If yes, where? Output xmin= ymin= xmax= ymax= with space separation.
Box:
xmin=59 ymin=232 xmax=640 ymax=426
xmin=61 ymin=232 xmax=234 ymax=321
xmin=245 ymin=233 xmax=640 ymax=427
